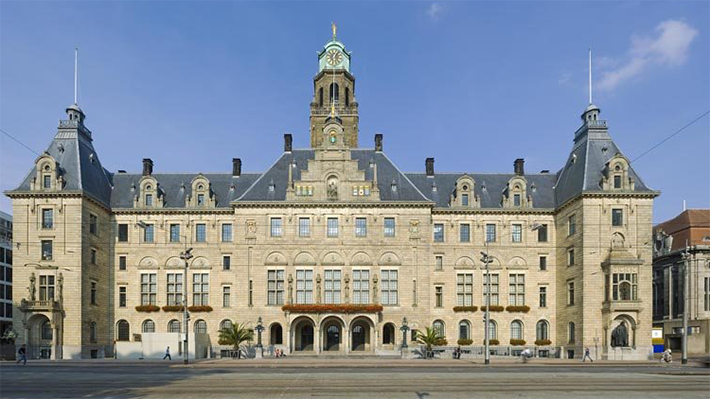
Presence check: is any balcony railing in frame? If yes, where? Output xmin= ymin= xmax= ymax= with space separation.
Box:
xmin=19 ymin=299 xmax=61 ymax=312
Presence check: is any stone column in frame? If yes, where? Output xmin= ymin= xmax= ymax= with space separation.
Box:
xmin=315 ymin=326 xmax=321 ymax=354
xmin=344 ymin=325 xmax=350 ymax=355
xmin=51 ymin=324 xmax=58 ymax=360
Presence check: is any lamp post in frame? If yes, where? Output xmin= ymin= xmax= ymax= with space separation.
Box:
xmin=400 ymin=317 xmax=410 ymax=356
xmin=681 ymin=242 xmax=690 ymax=365
xmin=480 ymin=243 xmax=492 ymax=365
xmin=255 ymin=317 xmax=265 ymax=358
xmin=180 ymin=247 xmax=193 ymax=365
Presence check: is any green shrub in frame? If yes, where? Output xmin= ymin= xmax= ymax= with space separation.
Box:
xmin=457 ymin=338 xmax=473 ymax=346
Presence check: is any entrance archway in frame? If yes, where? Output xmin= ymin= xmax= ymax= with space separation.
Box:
xmin=350 ymin=317 xmax=374 ymax=352
xmin=292 ymin=317 xmax=315 ymax=352
xmin=321 ymin=317 xmax=344 ymax=352
xmin=27 ymin=314 xmax=53 ymax=359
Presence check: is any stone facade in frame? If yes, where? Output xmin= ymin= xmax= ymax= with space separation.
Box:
xmin=6 ymin=30 xmax=659 ymax=359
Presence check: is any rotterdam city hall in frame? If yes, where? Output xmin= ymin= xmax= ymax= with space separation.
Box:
xmin=7 ymin=29 xmax=658 ymax=360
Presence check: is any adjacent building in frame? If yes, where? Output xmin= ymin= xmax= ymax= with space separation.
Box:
xmin=653 ymin=209 xmax=710 ymax=354
xmin=0 ymin=211 xmax=12 ymax=337
xmin=6 ymin=29 xmax=659 ymax=360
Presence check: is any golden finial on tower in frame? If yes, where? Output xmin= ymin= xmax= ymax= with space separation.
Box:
xmin=332 ymin=22 xmax=337 ymax=39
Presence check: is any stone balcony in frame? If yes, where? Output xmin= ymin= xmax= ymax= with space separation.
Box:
xmin=19 ymin=299 xmax=61 ymax=312
xmin=602 ymin=300 xmax=643 ymax=314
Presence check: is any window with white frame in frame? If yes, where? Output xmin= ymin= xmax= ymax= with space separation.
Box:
xmin=485 ymin=224 xmax=496 ymax=242
xmin=612 ymin=209 xmax=623 ymax=227
xmin=355 ymin=217 xmax=367 ymax=237
xmin=166 ymin=273 xmax=183 ymax=306
xmin=460 ymin=224 xmax=470 ymax=242
xmin=352 ymin=269 xmax=370 ymax=304
xmin=143 ymin=224 xmax=154 ymax=243
xmin=327 ymin=218 xmax=339 ymax=238
xmin=435 ymin=255 xmax=443 ymax=270
xmin=509 ymin=274 xmax=525 ymax=306
xmin=324 ymin=269 xmax=342 ymax=304
xmin=222 ymin=286 xmax=231 ymax=307
xmin=539 ymin=286 xmax=547 ymax=308
xmin=483 ymin=274 xmax=499 ymax=306
xmin=612 ymin=273 xmax=637 ymax=301
xmin=568 ymin=214 xmax=576 ymax=236
xmin=141 ymin=273 xmax=157 ymax=306
xmin=457 ymin=273 xmax=473 ymax=306
xmin=295 ymin=270 xmax=313 ymax=304
xmin=380 ymin=269 xmax=398 ymax=305
xmin=270 ymin=218 xmax=282 ymax=237
xmin=567 ymin=248 xmax=575 ymax=266
xmin=221 ymin=224 xmax=233 ymax=242
xmin=568 ymin=281 xmax=575 ymax=306
xmin=192 ymin=273 xmax=209 ymax=306
xmin=267 ymin=270 xmax=285 ymax=305
xmin=433 ymin=223 xmax=444 ymax=242
xmin=42 ymin=209 xmax=53 ymax=229
xmin=39 ymin=275 xmax=55 ymax=301
xmin=298 ymin=218 xmax=310 ymax=237
xmin=89 ymin=214 xmax=98 ymax=235
xmin=511 ymin=224 xmax=522 ymax=243
xmin=435 ymin=285 xmax=443 ymax=307
xmin=384 ymin=217 xmax=396 ymax=237
xmin=511 ymin=320 xmax=523 ymax=340
xmin=170 ymin=224 xmax=180 ymax=242
xmin=196 ymin=224 xmax=206 ymax=242
xmin=41 ymin=240 xmax=52 ymax=260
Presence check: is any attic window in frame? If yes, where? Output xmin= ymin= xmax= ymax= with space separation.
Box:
xmin=462 ymin=185 xmax=468 ymax=191
xmin=614 ymin=165 xmax=621 ymax=172
xmin=513 ymin=194 xmax=521 ymax=207
xmin=531 ymin=183 xmax=537 ymax=193
xmin=44 ymin=165 xmax=50 ymax=171
xmin=481 ymin=183 xmax=487 ymax=192
xmin=146 ymin=185 xmax=152 ymax=190
xmin=570 ymin=154 xmax=577 ymax=164
xmin=198 ymin=184 xmax=204 ymax=190
xmin=391 ymin=181 xmax=398 ymax=193
xmin=431 ymin=183 xmax=437 ymax=193
xmin=601 ymin=145 xmax=608 ymax=154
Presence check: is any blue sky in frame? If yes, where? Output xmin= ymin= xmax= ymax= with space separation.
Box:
xmin=1 ymin=1 xmax=708 ymax=223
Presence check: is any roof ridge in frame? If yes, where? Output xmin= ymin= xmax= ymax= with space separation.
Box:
xmin=379 ymin=152 xmax=430 ymax=201
xmin=236 ymin=153 xmax=288 ymax=201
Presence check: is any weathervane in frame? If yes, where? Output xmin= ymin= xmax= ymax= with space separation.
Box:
xmin=332 ymin=22 xmax=337 ymax=39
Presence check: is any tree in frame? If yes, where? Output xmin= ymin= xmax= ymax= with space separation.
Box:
xmin=414 ymin=327 xmax=445 ymax=359
xmin=218 ymin=322 xmax=254 ymax=357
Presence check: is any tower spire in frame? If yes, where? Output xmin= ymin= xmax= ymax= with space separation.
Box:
xmin=331 ymin=22 xmax=337 ymax=40
xmin=588 ymin=48 xmax=592 ymax=105
xmin=74 ymin=47 xmax=78 ymax=105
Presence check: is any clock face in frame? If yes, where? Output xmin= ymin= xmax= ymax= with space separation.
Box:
xmin=329 ymin=133 xmax=337 ymax=144
xmin=326 ymin=49 xmax=343 ymax=66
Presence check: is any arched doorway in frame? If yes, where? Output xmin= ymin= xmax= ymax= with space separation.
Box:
xmin=382 ymin=323 xmax=396 ymax=346
xmin=321 ymin=317 xmax=344 ymax=352
xmin=27 ymin=314 xmax=53 ymax=359
xmin=292 ymin=317 xmax=315 ymax=352
xmin=350 ymin=317 xmax=373 ymax=352
xmin=270 ymin=323 xmax=283 ymax=345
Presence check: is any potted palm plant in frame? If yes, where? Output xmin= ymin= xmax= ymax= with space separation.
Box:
xmin=414 ymin=327 xmax=445 ymax=359
xmin=218 ymin=322 xmax=254 ymax=359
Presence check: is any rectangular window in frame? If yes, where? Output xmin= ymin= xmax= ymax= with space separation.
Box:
xmin=119 ymin=256 xmax=127 ymax=270
xmin=39 ymin=275 xmax=55 ymax=301
xmin=537 ymin=224 xmax=548 ymax=242
xmin=197 ymin=194 xmax=205 ymax=206
xmin=460 ymin=224 xmax=470 ymax=242
xmin=568 ymin=215 xmax=576 ymax=236
xmin=118 ymin=224 xmax=128 ymax=242
xmin=90 ymin=281 xmax=97 ymax=305
xmin=223 ymin=286 xmax=231 ymax=307
xmin=705 ymin=277 xmax=710 ymax=312
xmin=270 ymin=218 xmax=282 ymax=237
xmin=90 ymin=248 xmax=97 ymax=265
xmin=513 ymin=194 xmax=521 ymax=206
xmin=613 ymin=175 xmax=622 ymax=189
xmin=170 ymin=224 xmax=180 ymax=243
xmin=352 ymin=269 xmax=370 ymax=304
xmin=435 ymin=286 xmax=443 ymax=308
xmin=435 ymin=255 xmax=443 ymax=271
xmin=355 ymin=217 xmax=367 ymax=237
xmin=296 ymin=269 xmax=313 ymax=304
xmin=195 ymin=224 xmax=206 ymax=242
xmin=145 ymin=194 xmax=153 ymax=207
xmin=324 ymin=269 xmax=342 ymax=304
xmin=462 ymin=193 xmax=469 ymax=206
xmin=485 ymin=224 xmax=496 ymax=242
xmin=143 ymin=224 xmax=154 ymax=243
xmin=43 ymin=175 xmax=51 ymax=188
xmin=192 ymin=273 xmax=209 ymax=306
xmin=509 ymin=274 xmax=525 ymax=306
xmin=511 ymin=224 xmax=522 ymax=243
xmin=568 ymin=281 xmax=575 ymax=306
xmin=457 ymin=273 xmax=474 ymax=306
xmin=267 ymin=270 xmax=285 ymax=305
xmin=222 ymin=255 xmax=231 ymax=270
xmin=327 ymin=218 xmax=339 ymax=238
xmin=42 ymin=209 xmax=53 ymax=229
xmin=539 ymin=286 xmax=547 ymax=308
xmin=384 ymin=217 xmax=396 ymax=237
xmin=166 ymin=273 xmax=183 ymax=306
xmin=568 ymin=249 xmax=575 ymax=267
xmin=433 ymin=223 xmax=444 ymax=242
xmin=380 ymin=269 xmax=398 ymax=305
xmin=119 ymin=286 xmax=126 ymax=307
xmin=249 ymin=279 xmax=253 ymax=306
xmin=221 ymin=224 xmax=232 ymax=242
xmin=89 ymin=214 xmax=98 ymax=235
xmin=612 ymin=273 xmax=638 ymax=301
xmin=141 ymin=273 xmax=157 ymax=306
xmin=539 ymin=256 xmax=547 ymax=271
xmin=612 ymin=209 xmax=623 ymax=227
xmin=41 ymin=240 xmax=52 ymax=260
xmin=483 ymin=274 xmax=499 ymax=306
xmin=298 ymin=218 xmax=310 ymax=237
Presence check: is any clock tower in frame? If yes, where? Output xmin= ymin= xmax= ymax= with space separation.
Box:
xmin=310 ymin=24 xmax=359 ymax=148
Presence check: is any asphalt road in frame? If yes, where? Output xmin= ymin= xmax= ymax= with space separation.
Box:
xmin=1 ymin=362 xmax=708 ymax=399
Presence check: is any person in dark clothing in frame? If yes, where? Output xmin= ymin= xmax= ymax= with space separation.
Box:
xmin=163 ymin=346 xmax=171 ymax=360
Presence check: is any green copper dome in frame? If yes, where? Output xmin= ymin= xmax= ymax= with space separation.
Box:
xmin=317 ymin=28 xmax=351 ymax=73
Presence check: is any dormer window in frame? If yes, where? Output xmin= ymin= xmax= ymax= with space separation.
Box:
xmin=197 ymin=194 xmax=205 ymax=206
xmin=43 ymin=175 xmax=51 ymax=189
xmin=454 ymin=177 xmax=477 ymax=208
xmin=613 ymin=175 xmax=621 ymax=189
xmin=145 ymin=194 xmax=153 ymax=206
xmin=462 ymin=193 xmax=469 ymax=206
xmin=513 ymin=194 xmax=521 ymax=207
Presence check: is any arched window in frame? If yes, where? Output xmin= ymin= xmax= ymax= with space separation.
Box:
xmin=270 ymin=323 xmax=283 ymax=345
xmin=487 ymin=320 xmax=498 ymax=340
xmin=536 ymin=320 xmax=549 ymax=341
xmin=568 ymin=322 xmax=576 ymax=343
xmin=142 ymin=320 xmax=155 ymax=333
xmin=511 ymin=320 xmax=523 ymax=340
xmin=619 ymin=282 xmax=631 ymax=301
xmin=345 ymin=87 xmax=350 ymax=106
xmin=168 ymin=319 xmax=181 ymax=333
xmin=330 ymin=83 xmax=339 ymax=103
xmin=116 ymin=320 xmax=130 ymax=341
xmin=459 ymin=320 xmax=471 ymax=340
xmin=220 ymin=319 xmax=233 ymax=332
xmin=383 ymin=323 xmax=395 ymax=345
xmin=194 ymin=320 xmax=207 ymax=334
xmin=432 ymin=320 xmax=445 ymax=338
xmin=41 ymin=321 xmax=53 ymax=340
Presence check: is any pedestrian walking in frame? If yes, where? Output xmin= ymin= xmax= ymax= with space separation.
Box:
xmin=163 ymin=346 xmax=171 ymax=360
xmin=582 ymin=347 xmax=593 ymax=362
xmin=521 ymin=348 xmax=532 ymax=364
xmin=16 ymin=344 xmax=27 ymax=365
xmin=661 ymin=348 xmax=672 ymax=364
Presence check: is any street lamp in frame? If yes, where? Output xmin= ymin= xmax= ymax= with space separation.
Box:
xmin=180 ymin=247 xmax=193 ymax=365
xmin=400 ymin=317 xmax=410 ymax=351
xmin=255 ymin=316 xmax=265 ymax=358
xmin=480 ymin=246 xmax=492 ymax=365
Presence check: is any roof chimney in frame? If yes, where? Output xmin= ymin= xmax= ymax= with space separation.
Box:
xmin=142 ymin=158 xmax=153 ymax=176
xmin=514 ymin=158 xmax=525 ymax=176
xmin=284 ymin=134 xmax=293 ymax=152
xmin=232 ymin=158 xmax=242 ymax=177
xmin=374 ymin=134 xmax=383 ymax=152
xmin=426 ymin=157 xmax=435 ymax=177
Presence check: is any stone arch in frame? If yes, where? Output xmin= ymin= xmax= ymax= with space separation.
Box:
xmin=510 ymin=319 xmax=524 ymax=340
xmin=382 ymin=322 xmax=396 ymax=346
xmin=455 ymin=256 xmax=475 ymax=268
xmin=26 ymin=314 xmax=52 ymax=359
xmin=293 ymin=251 xmax=316 ymax=266
xmin=116 ymin=320 xmax=130 ymax=341
xmin=508 ymin=256 xmax=527 ymax=268
xmin=138 ymin=256 xmax=158 ymax=268
xmin=265 ymin=251 xmax=288 ymax=266
xmin=610 ymin=314 xmax=637 ymax=348
xmin=350 ymin=316 xmax=375 ymax=352
xmin=291 ymin=316 xmax=316 ymax=352
xmin=611 ymin=232 xmax=626 ymax=249
xmin=321 ymin=315 xmax=346 ymax=352
xmin=350 ymin=251 xmax=373 ymax=266
xmin=165 ymin=256 xmax=182 ymax=268
xmin=378 ymin=252 xmax=401 ymax=266
xmin=190 ymin=256 xmax=209 ymax=268
xmin=269 ymin=322 xmax=283 ymax=345
xmin=321 ymin=251 xmax=345 ymax=266
xmin=458 ymin=319 xmax=472 ymax=340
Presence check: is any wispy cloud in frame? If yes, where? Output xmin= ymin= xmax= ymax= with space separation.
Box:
xmin=558 ymin=72 xmax=572 ymax=85
xmin=427 ymin=3 xmax=444 ymax=21
xmin=598 ymin=19 xmax=698 ymax=91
